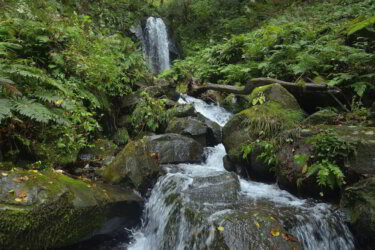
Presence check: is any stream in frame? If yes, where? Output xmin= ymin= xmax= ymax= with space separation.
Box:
xmin=124 ymin=95 xmax=355 ymax=250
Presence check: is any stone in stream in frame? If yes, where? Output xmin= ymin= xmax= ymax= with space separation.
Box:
xmin=101 ymin=134 xmax=204 ymax=192
xmin=166 ymin=117 xmax=218 ymax=147
xmin=0 ymin=169 xmax=142 ymax=250
xmin=159 ymin=172 xmax=301 ymax=249
xmin=223 ymin=83 xmax=304 ymax=181
xmin=341 ymin=177 xmax=375 ymax=248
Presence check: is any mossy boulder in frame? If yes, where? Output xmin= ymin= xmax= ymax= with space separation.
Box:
xmin=302 ymin=109 xmax=339 ymax=125
xmin=195 ymin=113 xmax=222 ymax=144
xmin=173 ymin=104 xmax=196 ymax=118
xmin=0 ymin=169 xmax=142 ymax=250
xmin=111 ymin=128 xmax=129 ymax=146
xmin=341 ymin=177 xmax=375 ymax=247
xmin=276 ymin=126 xmax=375 ymax=199
xmin=223 ymin=84 xmax=304 ymax=180
xmin=166 ymin=117 xmax=217 ymax=146
xmin=101 ymin=139 xmax=161 ymax=192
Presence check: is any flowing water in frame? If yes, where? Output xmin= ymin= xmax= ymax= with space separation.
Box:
xmin=126 ymin=95 xmax=355 ymax=250
xmin=144 ymin=17 xmax=170 ymax=74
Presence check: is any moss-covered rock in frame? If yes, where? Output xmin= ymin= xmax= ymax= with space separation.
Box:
xmin=112 ymin=128 xmax=129 ymax=146
xmin=0 ymin=169 xmax=142 ymax=250
xmin=101 ymin=138 xmax=161 ymax=192
xmin=341 ymin=177 xmax=375 ymax=247
xmin=223 ymin=84 xmax=304 ymax=180
xmin=302 ymin=109 xmax=339 ymax=125
xmin=276 ymin=126 xmax=375 ymax=199
xmin=173 ymin=104 xmax=196 ymax=118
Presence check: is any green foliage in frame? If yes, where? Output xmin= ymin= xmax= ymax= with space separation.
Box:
xmin=0 ymin=0 xmax=151 ymax=166
xmin=307 ymin=129 xmax=356 ymax=163
xmin=162 ymin=0 xmax=375 ymax=103
xmin=293 ymin=130 xmax=356 ymax=189
xmin=244 ymin=139 xmax=279 ymax=166
xmin=307 ymin=160 xmax=345 ymax=189
xmin=131 ymin=92 xmax=170 ymax=133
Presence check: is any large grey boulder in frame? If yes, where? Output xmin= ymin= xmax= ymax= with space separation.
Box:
xmin=341 ymin=177 xmax=375 ymax=247
xmin=0 ymin=169 xmax=142 ymax=250
xmin=147 ymin=133 xmax=204 ymax=164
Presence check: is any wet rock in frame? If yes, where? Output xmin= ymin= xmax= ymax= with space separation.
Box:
xmin=101 ymin=138 xmax=161 ymax=192
xmin=166 ymin=117 xmax=215 ymax=146
xmin=196 ymin=113 xmax=222 ymax=144
xmin=302 ymin=109 xmax=339 ymax=125
xmin=160 ymin=172 xmax=301 ymax=250
xmin=147 ymin=133 xmax=204 ymax=164
xmin=341 ymin=177 xmax=375 ymax=248
xmin=223 ymin=84 xmax=304 ymax=181
xmin=0 ymin=169 xmax=142 ymax=250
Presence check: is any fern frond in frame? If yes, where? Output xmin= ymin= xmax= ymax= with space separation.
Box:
xmin=0 ymin=98 xmax=12 ymax=123
xmin=11 ymin=97 xmax=56 ymax=124
xmin=0 ymin=77 xmax=22 ymax=95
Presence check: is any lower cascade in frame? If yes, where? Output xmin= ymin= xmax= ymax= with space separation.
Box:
xmin=125 ymin=95 xmax=355 ymax=250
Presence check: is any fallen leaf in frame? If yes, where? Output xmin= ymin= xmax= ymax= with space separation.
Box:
xmin=302 ymin=165 xmax=308 ymax=174
xmin=8 ymin=189 xmax=15 ymax=194
xmin=282 ymin=233 xmax=299 ymax=242
xmin=271 ymin=228 xmax=280 ymax=237
xmin=217 ymin=226 xmax=224 ymax=231
xmin=252 ymin=213 xmax=258 ymax=217
xmin=269 ymin=216 xmax=276 ymax=221
xmin=55 ymin=169 xmax=64 ymax=174
xmin=55 ymin=99 xmax=64 ymax=105
xmin=14 ymin=198 xmax=22 ymax=202
xmin=1 ymin=173 xmax=8 ymax=177
xmin=254 ymin=221 xmax=260 ymax=228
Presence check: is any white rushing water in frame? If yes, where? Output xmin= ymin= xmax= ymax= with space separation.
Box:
xmin=127 ymin=96 xmax=355 ymax=250
xmin=144 ymin=17 xmax=170 ymax=74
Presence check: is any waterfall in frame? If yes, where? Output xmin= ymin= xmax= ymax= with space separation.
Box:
xmin=144 ymin=17 xmax=170 ymax=74
xmin=126 ymin=95 xmax=355 ymax=250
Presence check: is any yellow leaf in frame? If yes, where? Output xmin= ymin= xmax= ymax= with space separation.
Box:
xmin=302 ymin=165 xmax=308 ymax=174
xmin=31 ymin=170 xmax=38 ymax=173
xmin=55 ymin=99 xmax=64 ymax=105
xmin=254 ymin=221 xmax=260 ymax=228
xmin=14 ymin=198 xmax=22 ymax=202
xmin=252 ymin=213 xmax=258 ymax=217
xmin=1 ymin=173 xmax=8 ymax=177
xmin=217 ymin=226 xmax=224 ymax=232
xmin=271 ymin=228 xmax=280 ymax=236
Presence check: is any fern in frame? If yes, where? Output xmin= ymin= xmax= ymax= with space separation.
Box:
xmin=0 ymin=98 xmax=12 ymax=123
xmin=307 ymin=160 xmax=345 ymax=189
xmin=11 ymin=97 xmax=58 ymax=124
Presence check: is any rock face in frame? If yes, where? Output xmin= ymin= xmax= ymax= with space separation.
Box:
xmin=276 ymin=126 xmax=375 ymax=198
xmin=158 ymin=171 xmax=301 ymax=250
xmin=302 ymin=109 xmax=339 ymax=125
xmin=147 ymin=134 xmax=204 ymax=164
xmin=341 ymin=177 xmax=375 ymax=247
xmin=0 ymin=169 xmax=142 ymax=250
xmin=166 ymin=117 xmax=218 ymax=146
xmin=223 ymin=83 xmax=304 ymax=180
xmin=101 ymin=138 xmax=161 ymax=192
xmin=102 ymin=134 xmax=204 ymax=191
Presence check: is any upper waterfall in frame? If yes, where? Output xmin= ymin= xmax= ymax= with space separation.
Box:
xmin=144 ymin=17 xmax=170 ymax=74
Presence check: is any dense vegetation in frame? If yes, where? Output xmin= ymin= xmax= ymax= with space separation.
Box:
xmin=0 ymin=0 xmax=155 ymax=168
